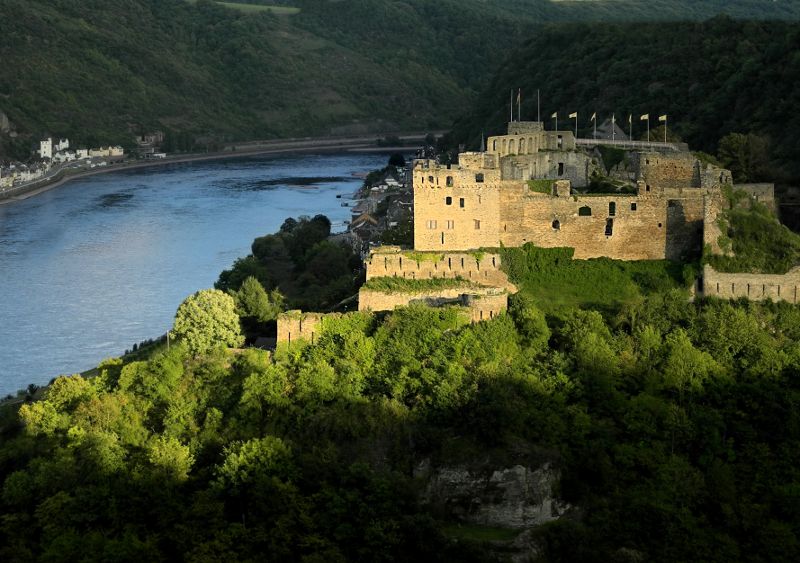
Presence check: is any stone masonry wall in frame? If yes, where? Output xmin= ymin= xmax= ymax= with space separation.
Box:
xmin=635 ymin=152 xmax=699 ymax=189
xmin=364 ymin=248 xmax=515 ymax=291
xmin=703 ymin=265 xmax=800 ymax=303
xmin=359 ymin=287 xmax=507 ymax=322
xmin=276 ymin=312 xmax=328 ymax=345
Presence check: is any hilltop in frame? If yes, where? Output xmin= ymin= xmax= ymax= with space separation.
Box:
xmin=3 ymin=1 xmax=800 ymax=159
xmin=449 ymin=16 xmax=800 ymax=182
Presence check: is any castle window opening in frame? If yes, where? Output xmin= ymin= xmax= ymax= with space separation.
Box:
xmin=658 ymin=222 xmax=662 ymax=228
xmin=441 ymin=233 xmax=445 ymax=245
xmin=475 ymin=173 xmax=484 ymax=183
xmin=492 ymin=140 xmax=497 ymax=151
xmin=446 ymin=196 xmax=452 ymax=205
xmin=609 ymin=202 xmax=616 ymax=216
xmin=474 ymin=219 xmax=481 ymax=230
xmin=459 ymin=198 xmax=465 ymax=208
xmin=557 ymin=135 xmax=563 ymax=148
xmin=631 ymin=202 xmax=637 ymax=211
xmin=552 ymin=219 xmax=560 ymax=230
xmin=646 ymin=184 xmax=651 ymax=192
xmin=520 ymin=139 xmax=526 ymax=153
xmin=446 ymin=176 xmax=453 ymax=187
xmin=428 ymin=176 xmax=434 ymax=183
xmin=446 ymin=220 xmax=455 ymax=229
xmin=509 ymin=140 xmax=516 ymax=154
xmin=578 ymin=206 xmax=592 ymax=217
xmin=426 ymin=220 xmax=437 ymax=229
xmin=492 ymin=257 xmax=496 ymax=267
xmin=478 ymin=195 xmax=482 ymax=204
xmin=558 ymin=162 xmax=565 ymax=176
xmin=605 ymin=218 xmax=614 ymax=236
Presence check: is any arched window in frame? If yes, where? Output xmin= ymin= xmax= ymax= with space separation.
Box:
xmin=609 ymin=202 xmax=616 ymax=216
xmin=446 ymin=176 xmax=453 ymax=186
xmin=552 ymin=219 xmax=560 ymax=230
xmin=578 ymin=206 xmax=592 ymax=217
xmin=509 ymin=139 xmax=516 ymax=154
xmin=519 ymin=138 xmax=526 ymax=153
xmin=492 ymin=139 xmax=497 ymax=151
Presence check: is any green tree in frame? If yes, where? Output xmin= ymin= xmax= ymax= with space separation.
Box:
xmin=718 ymin=132 xmax=771 ymax=182
xmin=171 ymin=289 xmax=244 ymax=356
xmin=234 ymin=276 xmax=284 ymax=322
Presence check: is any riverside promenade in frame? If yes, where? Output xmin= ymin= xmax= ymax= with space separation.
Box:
xmin=0 ymin=131 xmax=436 ymax=205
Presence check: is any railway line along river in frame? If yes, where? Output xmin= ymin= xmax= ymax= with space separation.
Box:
xmin=0 ymin=152 xmax=387 ymax=395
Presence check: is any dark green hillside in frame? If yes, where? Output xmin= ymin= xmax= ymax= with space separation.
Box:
xmin=2 ymin=0 xmax=800 ymax=159
xmin=451 ymin=17 xmax=800 ymax=181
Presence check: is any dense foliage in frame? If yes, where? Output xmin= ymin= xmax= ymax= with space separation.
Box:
xmin=451 ymin=17 xmax=800 ymax=181
xmin=216 ymin=214 xmax=362 ymax=311
xmin=707 ymin=191 xmax=800 ymax=274
xmin=3 ymin=284 xmax=800 ymax=560
xmin=3 ymin=1 xmax=800 ymax=159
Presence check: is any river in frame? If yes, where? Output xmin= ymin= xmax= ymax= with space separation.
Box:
xmin=0 ymin=152 xmax=388 ymax=395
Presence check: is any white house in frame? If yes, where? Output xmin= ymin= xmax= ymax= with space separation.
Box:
xmin=55 ymin=138 xmax=69 ymax=151
xmin=76 ymin=148 xmax=89 ymax=159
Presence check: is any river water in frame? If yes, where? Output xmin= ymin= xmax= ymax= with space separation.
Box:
xmin=0 ymin=153 xmax=387 ymax=394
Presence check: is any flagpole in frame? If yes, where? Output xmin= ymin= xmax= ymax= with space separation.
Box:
xmin=612 ymin=114 xmax=616 ymax=142
xmin=665 ymin=115 xmax=668 ymax=143
xmin=593 ymin=114 xmax=597 ymax=139
xmin=518 ymin=89 xmax=521 ymax=122
xmin=574 ymin=113 xmax=577 ymax=138
xmin=510 ymin=90 xmax=513 ymax=123
xmin=537 ymin=90 xmax=540 ymax=122
xmin=647 ymin=116 xmax=650 ymax=143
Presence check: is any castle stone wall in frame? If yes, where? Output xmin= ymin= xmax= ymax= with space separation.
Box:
xmin=635 ymin=152 xmax=699 ymax=189
xmin=702 ymin=265 xmax=800 ymax=303
xmin=364 ymin=248 xmax=515 ymax=290
xmin=276 ymin=311 xmax=328 ymax=345
xmin=359 ymin=287 xmax=507 ymax=322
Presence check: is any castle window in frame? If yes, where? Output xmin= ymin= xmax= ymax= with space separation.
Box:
xmin=446 ymin=220 xmax=454 ymax=229
xmin=605 ymin=218 xmax=614 ymax=236
xmin=658 ymin=222 xmax=662 ymax=228
xmin=459 ymin=198 xmax=465 ymax=208
xmin=552 ymin=219 xmax=560 ymax=230
xmin=558 ymin=163 xmax=564 ymax=176
xmin=474 ymin=219 xmax=481 ymax=230
xmin=446 ymin=176 xmax=453 ymax=187
xmin=441 ymin=233 xmax=445 ymax=245
xmin=646 ymin=184 xmax=651 ymax=192
xmin=578 ymin=206 xmax=592 ymax=217
xmin=609 ymin=202 xmax=616 ymax=216
xmin=631 ymin=202 xmax=637 ymax=211
xmin=446 ymin=196 xmax=452 ymax=205
xmin=492 ymin=140 xmax=497 ymax=151
xmin=478 ymin=195 xmax=482 ymax=204
xmin=475 ymin=173 xmax=484 ymax=183
xmin=557 ymin=135 xmax=563 ymax=148
xmin=426 ymin=220 xmax=437 ymax=229
xmin=428 ymin=176 xmax=434 ymax=183
xmin=520 ymin=138 xmax=526 ymax=153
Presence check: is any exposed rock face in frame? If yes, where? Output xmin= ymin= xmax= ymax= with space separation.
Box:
xmin=418 ymin=461 xmax=570 ymax=529
xmin=0 ymin=110 xmax=10 ymax=133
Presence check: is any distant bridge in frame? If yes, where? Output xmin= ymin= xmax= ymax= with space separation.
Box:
xmin=576 ymin=138 xmax=688 ymax=152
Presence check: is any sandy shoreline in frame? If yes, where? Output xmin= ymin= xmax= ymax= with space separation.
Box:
xmin=0 ymin=132 xmax=428 ymax=206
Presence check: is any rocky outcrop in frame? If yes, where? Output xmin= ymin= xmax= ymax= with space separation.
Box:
xmin=417 ymin=460 xmax=570 ymax=529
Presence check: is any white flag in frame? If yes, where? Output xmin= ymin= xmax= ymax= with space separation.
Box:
xmin=590 ymin=112 xmax=596 ymax=122
xmin=551 ymin=112 xmax=557 ymax=119
xmin=569 ymin=112 xmax=577 ymax=119
xmin=659 ymin=114 xmax=667 ymax=122
xmin=640 ymin=114 xmax=649 ymax=121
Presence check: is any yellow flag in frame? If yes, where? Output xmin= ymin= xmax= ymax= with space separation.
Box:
xmin=640 ymin=114 xmax=649 ymax=121
xmin=551 ymin=112 xmax=557 ymax=119
xmin=569 ymin=112 xmax=577 ymax=118
xmin=590 ymin=112 xmax=597 ymax=121
xmin=659 ymin=114 xmax=667 ymax=122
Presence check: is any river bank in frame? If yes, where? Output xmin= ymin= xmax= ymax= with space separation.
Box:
xmin=0 ymin=131 xmax=432 ymax=206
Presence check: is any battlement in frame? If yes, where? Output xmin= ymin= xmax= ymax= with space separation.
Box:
xmin=507 ymin=121 xmax=545 ymax=135
xmin=702 ymin=265 xmax=800 ymax=303
xmin=364 ymin=248 xmax=516 ymax=291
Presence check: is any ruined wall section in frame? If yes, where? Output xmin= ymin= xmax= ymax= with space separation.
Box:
xmin=359 ymin=287 xmax=507 ymax=322
xmin=734 ymin=183 xmax=775 ymax=211
xmin=364 ymin=248 xmax=515 ymax=291
xmin=703 ymin=265 xmax=800 ymax=303
xmin=662 ymin=187 xmax=707 ymax=261
xmin=276 ymin=312 xmax=328 ymax=345
xmin=634 ymin=152 xmax=699 ymax=189
xmin=499 ymin=182 xmax=669 ymax=260
xmin=500 ymin=151 xmax=593 ymax=187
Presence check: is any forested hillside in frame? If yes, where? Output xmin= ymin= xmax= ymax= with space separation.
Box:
xmin=450 ymin=17 xmax=800 ymax=181
xmin=2 ymin=0 xmax=800 ymax=159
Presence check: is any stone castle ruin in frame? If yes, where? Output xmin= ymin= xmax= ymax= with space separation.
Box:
xmin=277 ymin=120 xmax=793 ymax=345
